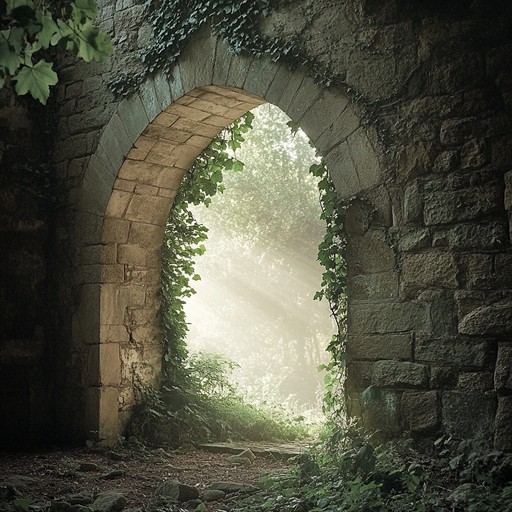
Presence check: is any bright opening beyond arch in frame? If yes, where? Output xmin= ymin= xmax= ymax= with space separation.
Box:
xmin=183 ymin=104 xmax=334 ymax=418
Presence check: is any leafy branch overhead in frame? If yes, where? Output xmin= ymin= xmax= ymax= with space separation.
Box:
xmin=0 ymin=0 xmax=112 ymax=103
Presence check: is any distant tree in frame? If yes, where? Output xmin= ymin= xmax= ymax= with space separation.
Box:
xmin=0 ymin=0 xmax=111 ymax=103
xmin=186 ymin=105 xmax=333 ymax=409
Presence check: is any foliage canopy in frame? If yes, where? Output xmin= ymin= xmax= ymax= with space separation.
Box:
xmin=0 ymin=0 xmax=112 ymax=103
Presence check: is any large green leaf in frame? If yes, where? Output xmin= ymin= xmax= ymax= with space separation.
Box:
xmin=76 ymin=22 xmax=113 ymax=62
xmin=0 ymin=37 xmax=22 ymax=74
xmin=74 ymin=0 xmax=99 ymax=19
xmin=13 ymin=59 xmax=58 ymax=104
xmin=36 ymin=13 xmax=60 ymax=48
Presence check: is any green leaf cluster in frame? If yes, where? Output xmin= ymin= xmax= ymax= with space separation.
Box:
xmin=233 ymin=425 xmax=512 ymax=512
xmin=309 ymin=159 xmax=348 ymax=419
xmin=0 ymin=0 xmax=112 ymax=103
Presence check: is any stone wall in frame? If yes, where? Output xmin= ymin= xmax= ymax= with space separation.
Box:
xmin=1 ymin=0 xmax=512 ymax=447
xmin=0 ymin=90 xmax=54 ymax=444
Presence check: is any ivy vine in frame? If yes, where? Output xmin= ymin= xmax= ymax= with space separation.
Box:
xmin=161 ymin=112 xmax=254 ymax=385
xmin=110 ymin=0 xmax=342 ymax=96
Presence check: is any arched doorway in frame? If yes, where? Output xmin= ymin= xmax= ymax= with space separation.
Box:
xmin=72 ymin=30 xmax=382 ymax=443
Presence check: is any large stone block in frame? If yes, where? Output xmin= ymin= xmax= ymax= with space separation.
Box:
xmin=459 ymin=300 xmax=512 ymax=336
xmin=117 ymin=92 xmax=150 ymax=142
xmin=117 ymin=243 xmax=147 ymax=266
xmin=424 ymin=186 xmax=501 ymax=226
xmin=373 ymin=360 xmax=428 ymax=388
xmin=457 ymin=372 xmax=493 ymax=390
xmin=415 ymin=335 xmax=492 ymax=368
xmin=362 ymin=390 xmax=402 ymax=435
xmin=87 ymin=343 xmax=121 ymax=386
xmin=444 ymin=221 xmax=508 ymax=250
xmin=346 ymin=229 xmax=395 ymax=274
xmin=402 ymin=391 xmax=440 ymax=434
xmin=494 ymin=396 xmax=512 ymax=450
xmin=124 ymin=194 xmax=171 ymax=225
xmin=401 ymin=252 xmax=458 ymax=289
xmin=85 ymin=386 xmax=119 ymax=443
xmin=347 ymin=333 xmax=412 ymax=360
xmin=348 ymin=272 xmax=399 ymax=300
xmin=101 ymin=218 xmax=131 ymax=244
xmin=348 ymin=301 xmax=431 ymax=335
xmin=442 ymin=391 xmax=496 ymax=443
xmin=495 ymin=343 xmax=512 ymax=392
xmin=128 ymin=222 xmax=165 ymax=249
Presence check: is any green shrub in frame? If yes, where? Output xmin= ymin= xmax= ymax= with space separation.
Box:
xmin=128 ymin=351 xmax=308 ymax=447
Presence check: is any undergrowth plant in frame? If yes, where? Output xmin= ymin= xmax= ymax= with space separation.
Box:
xmin=233 ymin=425 xmax=512 ymax=512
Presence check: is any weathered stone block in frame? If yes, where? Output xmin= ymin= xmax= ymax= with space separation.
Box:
xmin=85 ymin=386 xmax=119 ymax=444
xmin=347 ymin=333 xmax=412 ymax=360
xmin=117 ymin=244 xmax=147 ymax=266
xmin=440 ymin=117 xmax=479 ymax=146
xmin=300 ymin=88 xmax=349 ymax=145
xmin=79 ymin=245 xmax=117 ymax=266
xmin=460 ymin=138 xmax=487 ymax=169
xmin=458 ymin=372 xmax=493 ymax=390
xmin=495 ymin=343 xmax=512 ymax=392
xmin=277 ymin=70 xmax=307 ymax=112
xmin=348 ymin=272 xmax=398 ymax=300
xmin=442 ymin=391 xmax=495 ymax=442
xmin=128 ymin=222 xmax=165 ymax=249
xmin=117 ymin=93 xmax=150 ymax=142
xmin=243 ymin=57 xmax=280 ymax=99
xmin=348 ymin=301 xmax=430 ymax=335
xmin=346 ymin=361 xmax=373 ymax=391
xmin=105 ymin=190 xmax=131 ymax=218
xmin=347 ymin=229 xmax=395 ymax=274
xmin=403 ymin=180 xmax=423 ymax=224
xmin=344 ymin=198 xmax=372 ymax=235
xmin=402 ymin=391 xmax=440 ymax=434
xmin=325 ymin=141 xmax=361 ymax=198
xmin=101 ymin=218 xmax=131 ymax=244
xmin=395 ymin=228 xmax=431 ymax=252
xmin=347 ymin=127 xmax=380 ymax=190
xmin=415 ymin=336 xmax=491 ymax=368
xmin=124 ymin=194 xmax=171 ymax=225
xmin=462 ymin=254 xmax=494 ymax=289
xmin=424 ymin=186 xmax=500 ymax=226
xmin=317 ymin=103 xmax=360 ymax=155
xmin=401 ymin=252 xmax=458 ymax=289
xmin=445 ymin=221 xmax=507 ymax=250
xmin=87 ymin=343 xmax=121 ymax=386
xmin=494 ymin=396 xmax=512 ymax=450
xmin=373 ymin=360 xmax=428 ymax=388
xmin=459 ymin=300 xmax=512 ymax=336
xmin=362 ymin=390 xmax=401 ymax=435
xmin=100 ymin=325 xmax=129 ymax=344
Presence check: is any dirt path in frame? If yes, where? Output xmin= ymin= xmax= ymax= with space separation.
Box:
xmin=0 ymin=444 xmax=299 ymax=511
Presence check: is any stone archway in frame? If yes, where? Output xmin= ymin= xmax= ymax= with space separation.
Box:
xmin=72 ymin=30 xmax=382 ymax=443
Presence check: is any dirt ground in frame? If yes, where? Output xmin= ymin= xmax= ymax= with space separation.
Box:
xmin=0 ymin=444 xmax=295 ymax=511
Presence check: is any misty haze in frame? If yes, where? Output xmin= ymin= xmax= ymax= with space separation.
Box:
xmin=184 ymin=104 xmax=335 ymax=417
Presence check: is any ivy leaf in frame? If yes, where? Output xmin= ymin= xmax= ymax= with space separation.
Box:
xmin=36 ymin=13 xmax=60 ymax=48
xmin=74 ymin=0 xmax=99 ymax=19
xmin=0 ymin=37 xmax=23 ymax=74
xmin=13 ymin=59 xmax=58 ymax=104
xmin=76 ymin=22 xmax=113 ymax=62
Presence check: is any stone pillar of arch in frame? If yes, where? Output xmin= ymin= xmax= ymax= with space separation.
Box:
xmin=72 ymin=29 xmax=383 ymax=443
